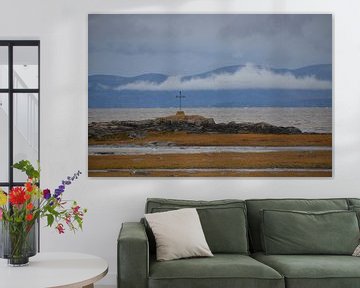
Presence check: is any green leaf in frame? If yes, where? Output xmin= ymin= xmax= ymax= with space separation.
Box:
xmin=12 ymin=160 xmax=40 ymax=180
xmin=47 ymin=214 xmax=54 ymax=227
xmin=75 ymin=216 xmax=83 ymax=230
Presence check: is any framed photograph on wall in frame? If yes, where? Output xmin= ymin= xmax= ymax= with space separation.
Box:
xmin=88 ymin=14 xmax=332 ymax=177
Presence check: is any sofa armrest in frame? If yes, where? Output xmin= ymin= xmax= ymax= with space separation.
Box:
xmin=118 ymin=222 xmax=149 ymax=288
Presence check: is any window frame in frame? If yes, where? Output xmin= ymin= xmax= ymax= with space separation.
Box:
xmin=0 ymin=40 xmax=40 ymax=252
xmin=0 ymin=40 xmax=40 ymax=189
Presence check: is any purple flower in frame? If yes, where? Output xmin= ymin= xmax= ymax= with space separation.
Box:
xmin=54 ymin=189 xmax=63 ymax=198
xmin=43 ymin=189 xmax=51 ymax=200
xmin=54 ymin=171 xmax=82 ymax=199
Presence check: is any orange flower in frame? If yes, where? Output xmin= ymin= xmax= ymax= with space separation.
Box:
xmin=26 ymin=214 xmax=33 ymax=221
xmin=25 ymin=182 xmax=33 ymax=192
xmin=26 ymin=203 xmax=34 ymax=210
xmin=24 ymin=193 xmax=31 ymax=200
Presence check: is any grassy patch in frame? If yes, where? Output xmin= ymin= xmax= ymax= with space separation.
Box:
xmin=88 ymin=151 xmax=332 ymax=170
xmin=89 ymin=132 xmax=332 ymax=147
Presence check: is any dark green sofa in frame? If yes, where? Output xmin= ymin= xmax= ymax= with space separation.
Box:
xmin=118 ymin=198 xmax=360 ymax=288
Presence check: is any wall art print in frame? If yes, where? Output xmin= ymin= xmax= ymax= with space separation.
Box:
xmin=88 ymin=14 xmax=332 ymax=177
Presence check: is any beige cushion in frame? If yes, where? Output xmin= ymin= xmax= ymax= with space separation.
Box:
xmin=145 ymin=208 xmax=213 ymax=261
xmin=353 ymin=244 xmax=360 ymax=256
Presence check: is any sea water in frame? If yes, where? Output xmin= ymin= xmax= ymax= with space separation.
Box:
xmin=88 ymin=107 xmax=332 ymax=133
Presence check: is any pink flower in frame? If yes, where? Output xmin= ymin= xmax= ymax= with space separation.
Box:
xmin=56 ymin=223 xmax=65 ymax=234
xmin=0 ymin=208 xmax=3 ymax=220
xmin=65 ymin=214 xmax=71 ymax=225
xmin=72 ymin=205 xmax=80 ymax=215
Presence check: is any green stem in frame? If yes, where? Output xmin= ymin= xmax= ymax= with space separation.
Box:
xmin=8 ymin=222 xmax=30 ymax=259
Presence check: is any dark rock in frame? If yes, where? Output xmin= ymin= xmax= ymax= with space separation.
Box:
xmin=128 ymin=131 xmax=147 ymax=139
xmin=88 ymin=113 xmax=303 ymax=139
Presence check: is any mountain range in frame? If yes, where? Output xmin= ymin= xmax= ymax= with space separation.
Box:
xmin=88 ymin=64 xmax=332 ymax=108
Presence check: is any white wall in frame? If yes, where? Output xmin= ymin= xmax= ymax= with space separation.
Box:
xmin=1 ymin=0 xmax=360 ymax=286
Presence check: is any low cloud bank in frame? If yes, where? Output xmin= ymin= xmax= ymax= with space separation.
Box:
xmin=116 ymin=64 xmax=331 ymax=91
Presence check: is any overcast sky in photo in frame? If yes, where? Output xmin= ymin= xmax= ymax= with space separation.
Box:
xmin=88 ymin=14 xmax=332 ymax=76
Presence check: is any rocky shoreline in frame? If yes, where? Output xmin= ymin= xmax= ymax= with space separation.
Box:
xmin=89 ymin=113 xmax=303 ymax=140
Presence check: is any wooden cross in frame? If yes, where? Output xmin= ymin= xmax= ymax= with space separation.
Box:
xmin=176 ymin=91 xmax=185 ymax=111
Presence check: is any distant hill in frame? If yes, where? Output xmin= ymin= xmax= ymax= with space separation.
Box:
xmin=89 ymin=64 xmax=332 ymax=108
xmin=182 ymin=64 xmax=332 ymax=81
xmin=88 ymin=73 xmax=168 ymax=93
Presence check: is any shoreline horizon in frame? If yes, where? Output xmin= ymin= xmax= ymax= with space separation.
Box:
xmin=88 ymin=107 xmax=332 ymax=134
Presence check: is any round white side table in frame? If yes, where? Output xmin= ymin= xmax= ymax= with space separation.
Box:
xmin=0 ymin=252 xmax=108 ymax=288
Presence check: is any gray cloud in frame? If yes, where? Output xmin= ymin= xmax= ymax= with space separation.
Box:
xmin=89 ymin=14 xmax=332 ymax=76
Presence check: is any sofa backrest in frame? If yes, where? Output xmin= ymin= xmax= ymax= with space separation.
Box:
xmin=145 ymin=198 xmax=249 ymax=255
xmin=348 ymin=198 xmax=360 ymax=207
xmin=245 ymin=198 xmax=349 ymax=252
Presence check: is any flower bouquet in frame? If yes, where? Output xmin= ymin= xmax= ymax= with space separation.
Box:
xmin=0 ymin=160 xmax=87 ymax=266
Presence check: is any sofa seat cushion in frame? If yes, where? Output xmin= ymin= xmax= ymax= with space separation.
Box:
xmin=253 ymin=252 xmax=360 ymax=288
xmin=149 ymin=254 xmax=284 ymax=288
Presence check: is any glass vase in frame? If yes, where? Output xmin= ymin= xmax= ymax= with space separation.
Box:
xmin=0 ymin=220 xmax=37 ymax=266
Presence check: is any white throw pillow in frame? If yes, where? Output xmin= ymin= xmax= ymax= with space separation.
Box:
xmin=353 ymin=244 xmax=360 ymax=256
xmin=145 ymin=208 xmax=213 ymax=261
